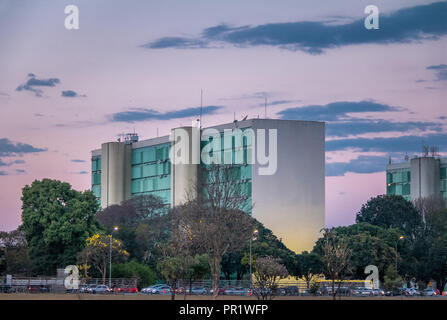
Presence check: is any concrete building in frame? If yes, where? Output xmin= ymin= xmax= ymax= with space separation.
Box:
xmin=386 ymin=156 xmax=447 ymax=202
xmin=91 ymin=119 xmax=325 ymax=253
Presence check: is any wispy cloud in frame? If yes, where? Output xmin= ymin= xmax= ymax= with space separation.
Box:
xmin=326 ymin=133 xmax=447 ymax=153
xmin=61 ymin=90 xmax=86 ymax=98
xmin=71 ymin=159 xmax=86 ymax=163
xmin=326 ymin=155 xmax=387 ymax=176
xmin=0 ymin=138 xmax=47 ymax=157
xmin=109 ymin=105 xmax=223 ymax=123
xmin=16 ymin=73 xmax=60 ymax=97
xmin=427 ymin=64 xmax=447 ymax=81
xmin=143 ymin=2 xmax=447 ymax=54
xmin=277 ymin=100 xmax=400 ymax=121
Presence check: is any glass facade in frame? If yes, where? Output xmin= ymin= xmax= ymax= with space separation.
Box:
xmin=91 ymin=156 xmax=101 ymax=206
xmin=386 ymin=169 xmax=411 ymax=201
xmin=200 ymin=130 xmax=253 ymax=214
xmin=130 ymin=143 xmax=171 ymax=204
xmin=441 ymin=166 xmax=447 ymax=199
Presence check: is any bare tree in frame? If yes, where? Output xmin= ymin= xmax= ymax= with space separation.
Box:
xmin=321 ymin=229 xmax=352 ymax=300
xmin=172 ymin=164 xmax=255 ymax=299
xmin=413 ymin=196 xmax=446 ymax=222
xmin=252 ymin=256 xmax=289 ymax=300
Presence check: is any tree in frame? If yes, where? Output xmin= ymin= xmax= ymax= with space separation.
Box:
xmin=96 ymin=194 xmax=169 ymax=263
xmin=183 ymin=254 xmax=210 ymax=299
xmin=0 ymin=229 xmax=31 ymax=276
xmin=157 ymin=255 xmax=195 ymax=300
xmin=78 ymin=233 xmax=129 ymax=284
xmin=355 ymin=195 xmax=423 ymax=239
xmin=21 ymin=179 xmax=101 ymax=275
xmin=252 ymin=256 xmax=288 ymax=300
xmin=320 ymin=229 xmax=352 ymax=300
xmin=173 ymin=164 xmax=255 ymax=299
xmin=112 ymin=260 xmax=157 ymax=288
xmin=413 ymin=196 xmax=446 ymax=221
xmin=295 ymin=251 xmax=323 ymax=288
xmin=383 ymin=265 xmax=403 ymax=292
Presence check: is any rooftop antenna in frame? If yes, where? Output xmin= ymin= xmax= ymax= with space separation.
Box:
xmin=264 ymin=97 xmax=267 ymax=119
xmin=430 ymin=146 xmax=439 ymax=157
xmin=404 ymin=153 xmax=409 ymax=162
xmin=388 ymin=156 xmax=392 ymax=165
xmin=200 ymin=89 xmax=203 ymax=129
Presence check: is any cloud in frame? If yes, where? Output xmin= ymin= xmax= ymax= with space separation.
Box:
xmin=143 ymin=2 xmax=447 ymax=54
xmin=427 ymin=64 xmax=447 ymax=81
xmin=326 ymin=119 xmax=443 ymax=137
xmin=71 ymin=159 xmax=86 ymax=163
xmin=16 ymin=74 xmax=60 ymax=97
xmin=61 ymin=90 xmax=86 ymax=98
xmin=77 ymin=171 xmax=88 ymax=175
xmin=277 ymin=100 xmax=400 ymax=121
xmin=109 ymin=105 xmax=223 ymax=123
xmin=326 ymin=133 xmax=447 ymax=153
xmin=0 ymin=138 xmax=47 ymax=157
xmin=278 ymin=100 xmax=444 ymax=137
xmin=326 ymin=155 xmax=387 ymax=176
xmin=0 ymin=171 xmax=7 ymax=176
xmin=16 ymin=169 xmax=26 ymax=174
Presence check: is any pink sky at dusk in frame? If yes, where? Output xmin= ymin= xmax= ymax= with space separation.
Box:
xmin=0 ymin=0 xmax=446 ymax=232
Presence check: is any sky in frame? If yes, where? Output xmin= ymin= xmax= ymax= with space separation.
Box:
xmin=0 ymin=0 xmax=446 ymax=231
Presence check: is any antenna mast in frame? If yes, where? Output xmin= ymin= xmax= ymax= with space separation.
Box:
xmin=264 ymin=97 xmax=267 ymax=119
xmin=200 ymin=89 xmax=203 ymax=129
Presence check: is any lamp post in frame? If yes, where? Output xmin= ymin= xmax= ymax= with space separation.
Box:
xmin=109 ymin=226 xmax=119 ymax=287
xmin=249 ymin=229 xmax=259 ymax=289
xmin=395 ymin=235 xmax=404 ymax=272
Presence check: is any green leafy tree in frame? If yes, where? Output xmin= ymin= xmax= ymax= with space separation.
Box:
xmin=295 ymin=251 xmax=323 ymax=288
xmin=0 ymin=229 xmax=31 ymax=276
xmin=157 ymin=255 xmax=195 ymax=300
xmin=383 ymin=265 xmax=403 ymax=292
xmin=355 ymin=195 xmax=423 ymax=239
xmin=112 ymin=260 xmax=157 ymax=288
xmin=21 ymin=179 xmax=101 ymax=275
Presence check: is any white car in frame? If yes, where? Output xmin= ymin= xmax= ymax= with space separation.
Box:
xmin=190 ymin=286 xmax=207 ymax=295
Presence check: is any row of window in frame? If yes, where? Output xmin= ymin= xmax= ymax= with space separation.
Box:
xmin=92 ymin=158 xmax=101 ymax=172
xmin=201 ymin=164 xmax=252 ymax=183
xmin=387 ymin=183 xmax=411 ymax=196
xmin=387 ymin=170 xmax=411 ymax=184
xmin=132 ymin=162 xmax=171 ymax=179
xmin=131 ymin=176 xmax=170 ymax=194
xmin=132 ymin=144 xmax=170 ymax=165
xmin=131 ymin=190 xmax=171 ymax=205
xmin=441 ymin=167 xmax=447 ymax=180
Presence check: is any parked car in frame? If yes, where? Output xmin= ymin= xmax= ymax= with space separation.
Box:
xmin=190 ymin=286 xmax=207 ymax=295
xmin=385 ymin=288 xmax=403 ymax=296
xmin=404 ymin=288 xmax=420 ymax=296
xmin=352 ymin=287 xmax=374 ymax=296
xmin=141 ymin=285 xmax=158 ymax=294
xmin=153 ymin=285 xmax=171 ymax=295
xmin=79 ymin=285 xmax=92 ymax=293
xmin=92 ymin=285 xmax=111 ymax=294
xmin=118 ymin=285 xmax=138 ymax=294
xmin=281 ymin=286 xmax=299 ymax=296
xmin=422 ymin=288 xmax=437 ymax=296
xmin=373 ymin=288 xmax=385 ymax=296
xmin=209 ymin=287 xmax=226 ymax=295
xmin=87 ymin=285 xmax=97 ymax=293
xmin=28 ymin=285 xmax=49 ymax=293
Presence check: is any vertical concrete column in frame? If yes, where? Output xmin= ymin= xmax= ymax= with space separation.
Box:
xmin=170 ymin=126 xmax=200 ymax=207
xmin=411 ymin=157 xmax=441 ymax=200
xmin=101 ymin=142 xmax=132 ymax=208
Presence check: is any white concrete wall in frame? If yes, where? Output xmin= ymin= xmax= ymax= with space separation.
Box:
xmin=411 ymin=157 xmax=441 ymax=200
xmin=251 ymin=119 xmax=325 ymax=253
xmin=100 ymin=142 xmax=131 ymax=208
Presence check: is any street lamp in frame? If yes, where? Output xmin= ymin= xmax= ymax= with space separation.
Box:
xmin=249 ymin=229 xmax=259 ymax=289
xmin=395 ymin=235 xmax=404 ymax=272
xmin=109 ymin=226 xmax=119 ymax=287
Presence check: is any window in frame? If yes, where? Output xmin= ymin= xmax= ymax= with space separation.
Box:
xmin=441 ymin=167 xmax=447 ymax=180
